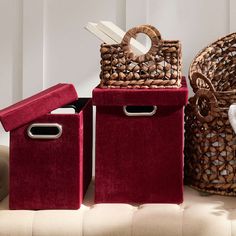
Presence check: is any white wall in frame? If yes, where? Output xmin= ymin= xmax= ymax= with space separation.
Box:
xmin=0 ymin=0 xmax=21 ymax=109
xmin=0 ymin=0 xmax=235 ymax=145
xmin=126 ymin=0 xmax=231 ymax=82
xmin=0 ymin=0 xmax=126 ymax=109
xmin=44 ymin=0 xmax=126 ymax=96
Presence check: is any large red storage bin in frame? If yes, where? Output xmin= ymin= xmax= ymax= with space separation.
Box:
xmin=0 ymin=84 xmax=93 ymax=210
xmin=93 ymin=78 xmax=188 ymax=204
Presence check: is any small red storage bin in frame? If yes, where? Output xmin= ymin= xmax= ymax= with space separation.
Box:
xmin=93 ymin=78 xmax=188 ymax=204
xmin=0 ymin=84 xmax=92 ymax=210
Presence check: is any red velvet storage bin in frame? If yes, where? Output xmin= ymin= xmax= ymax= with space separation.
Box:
xmin=0 ymin=84 xmax=92 ymax=210
xmin=93 ymin=78 xmax=188 ymax=204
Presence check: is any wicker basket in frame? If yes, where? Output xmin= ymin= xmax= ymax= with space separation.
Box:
xmin=185 ymin=33 xmax=236 ymax=196
xmin=99 ymin=25 xmax=182 ymax=88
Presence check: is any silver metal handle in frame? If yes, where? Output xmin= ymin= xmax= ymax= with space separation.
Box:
xmin=27 ymin=123 xmax=62 ymax=139
xmin=123 ymin=106 xmax=157 ymax=117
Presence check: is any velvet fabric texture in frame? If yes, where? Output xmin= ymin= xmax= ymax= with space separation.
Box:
xmin=0 ymin=84 xmax=78 ymax=132
xmin=93 ymin=79 xmax=188 ymax=106
xmin=9 ymin=98 xmax=92 ymax=210
xmin=0 ymin=84 xmax=92 ymax=209
xmin=93 ymin=77 xmax=188 ymax=204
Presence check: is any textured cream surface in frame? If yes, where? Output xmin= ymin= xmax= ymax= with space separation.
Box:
xmin=0 ymin=146 xmax=235 ymax=236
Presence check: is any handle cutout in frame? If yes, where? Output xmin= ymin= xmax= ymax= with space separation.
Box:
xmin=123 ymin=106 xmax=157 ymax=116
xmin=121 ymin=25 xmax=162 ymax=62
xmin=27 ymin=123 xmax=62 ymax=139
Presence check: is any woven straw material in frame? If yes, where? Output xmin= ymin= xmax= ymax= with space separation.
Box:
xmin=185 ymin=33 xmax=236 ymax=196
xmin=99 ymin=25 xmax=182 ymax=89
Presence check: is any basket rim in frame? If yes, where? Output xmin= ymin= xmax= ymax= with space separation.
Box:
xmin=188 ymin=32 xmax=236 ymax=85
xmin=101 ymin=40 xmax=181 ymax=47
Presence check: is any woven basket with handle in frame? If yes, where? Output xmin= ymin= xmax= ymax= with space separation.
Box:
xmin=99 ymin=25 xmax=182 ymax=88
xmin=185 ymin=33 xmax=236 ymax=196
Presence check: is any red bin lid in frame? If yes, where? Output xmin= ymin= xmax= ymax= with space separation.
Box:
xmin=0 ymin=83 xmax=78 ymax=131
xmin=93 ymin=77 xmax=188 ymax=106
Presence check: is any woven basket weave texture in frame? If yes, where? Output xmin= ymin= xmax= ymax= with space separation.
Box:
xmin=185 ymin=33 xmax=236 ymax=196
xmin=99 ymin=25 xmax=182 ymax=89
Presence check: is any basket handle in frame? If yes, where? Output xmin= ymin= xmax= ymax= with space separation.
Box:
xmin=121 ymin=25 xmax=162 ymax=63
xmin=27 ymin=123 xmax=62 ymax=139
xmin=191 ymin=72 xmax=215 ymax=93
xmin=123 ymin=106 xmax=157 ymax=117
xmin=193 ymin=89 xmax=218 ymax=123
